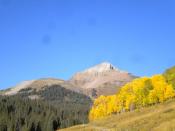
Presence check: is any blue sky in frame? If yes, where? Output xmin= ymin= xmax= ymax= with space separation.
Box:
xmin=0 ymin=0 xmax=175 ymax=89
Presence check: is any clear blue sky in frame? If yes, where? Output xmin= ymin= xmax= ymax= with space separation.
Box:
xmin=0 ymin=0 xmax=175 ymax=89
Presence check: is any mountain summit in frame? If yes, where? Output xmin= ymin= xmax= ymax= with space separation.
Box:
xmin=70 ymin=62 xmax=136 ymax=98
xmin=82 ymin=62 xmax=128 ymax=73
xmin=83 ymin=62 xmax=118 ymax=73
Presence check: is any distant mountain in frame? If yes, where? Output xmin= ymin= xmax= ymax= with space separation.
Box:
xmin=70 ymin=62 xmax=137 ymax=98
xmin=1 ymin=62 xmax=136 ymax=99
xmin=2 ymin=78 xmax=83 ymax=97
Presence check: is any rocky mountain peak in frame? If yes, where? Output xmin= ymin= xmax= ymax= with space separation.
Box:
xmin=69 ymin=62 xmax=136 ymax=97
xmin=82 ymin=62 xmax=120 ymax=74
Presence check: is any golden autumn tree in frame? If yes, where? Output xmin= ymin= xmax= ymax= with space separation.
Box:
xmin=106 ymin=95 xmax=119 ymax=115
xmin=89 ymin=74 xmax=175 ymax=121
xmin=149 ymin=75 xmax=175 ymax=103
xmin=89 ymin=95 xmax=108 ymax=121
xmin=116 ymin=77 xmax=151 ymax=110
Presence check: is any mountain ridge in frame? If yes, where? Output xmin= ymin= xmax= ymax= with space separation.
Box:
xmin=1 ymin=62 xmax=137 ymax=98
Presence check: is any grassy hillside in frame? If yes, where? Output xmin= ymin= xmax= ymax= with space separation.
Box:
xmin=59 ymin=98 xmax=175 ymax=131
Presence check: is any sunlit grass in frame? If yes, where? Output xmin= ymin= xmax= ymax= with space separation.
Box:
xmin=59 ymin=98 xmax=175 ymax=131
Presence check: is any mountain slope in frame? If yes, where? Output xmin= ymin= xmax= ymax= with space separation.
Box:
xmin=59 ymin=98 xmax=175 ymax=131
xmin=1 ymin=78 xmax=92 ymax=109
xmin=1 ymin=62 xmax=136 ymax=99
xmin=2 ymin=78 xmax=83 ymax=97
xmin=0 ymin=94 xmax=91 ymax=131
xmin=70 ymin=62 xmax=136 ymax=98
xmin=0 ymin=79 xmax=92 ymax=131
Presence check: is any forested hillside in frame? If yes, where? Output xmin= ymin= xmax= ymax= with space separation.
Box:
xmin=0 ymin=85 xmax=92 ymax=131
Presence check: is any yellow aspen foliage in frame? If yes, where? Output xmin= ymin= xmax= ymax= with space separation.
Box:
xmin=118 ymin=77 xmax=150 ymax=109
xmin=106 ymin=95 xmax=119 ymax=114
xmin=89 ymin=74 xmax=175 ymax=121
xmin=89 ymin=95 xmax=108 ymax=121
xmin=149 ymin=75 xmax=175 ymax=103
